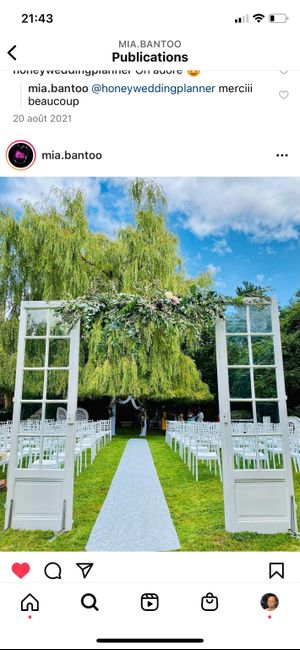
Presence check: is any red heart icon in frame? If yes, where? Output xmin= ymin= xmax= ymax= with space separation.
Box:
xmin=11 ymin=562 xmax=30 ymax=578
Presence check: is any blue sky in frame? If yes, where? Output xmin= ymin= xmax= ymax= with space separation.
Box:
xmin=0 ymin=177 xmax=299 ymax=306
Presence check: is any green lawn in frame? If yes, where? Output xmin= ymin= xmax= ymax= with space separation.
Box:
xmin=0 ymin=433 xmax=299 ymax=551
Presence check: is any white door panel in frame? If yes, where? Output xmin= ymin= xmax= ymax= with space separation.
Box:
xmin=4 ymin=301 xmax=80 ymax=532
xmin=216 ymin=299 xmax=297 ymax=534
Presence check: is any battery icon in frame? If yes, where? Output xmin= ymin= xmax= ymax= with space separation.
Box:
xmin=269 ymin=13 xmax=289 ymax=23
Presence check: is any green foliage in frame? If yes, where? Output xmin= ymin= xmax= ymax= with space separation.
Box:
xmin=118 ymin=183 xmax=181 ymax=295
xmin=0 ymin=188 xmax=103 ymax=305
xmin=0 ymin=188 xmax=108 ymax=394
xmin=79 ymin=316 xmax=213 ymax=400
xmin=0 ymin=180 xmax=214 ymax=400
xmin=0 ymin=316 xmax=18 ymax=392
xmin=129 ymin=178 xmax=167 ymax=213
xmin=118 ymin=211 xmax=180 ymax=294
xmin=281 ymin=292 xmax=300 ymax=414
xmin=0 ymin=178 xmax=272 ymax=403
xmin=236 ymin=280 xmax=272 ymax=300
xmin=61 ymin=283 xmax=229 ymax=400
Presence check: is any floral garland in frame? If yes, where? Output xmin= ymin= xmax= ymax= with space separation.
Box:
xmin=59 ymin=286 xmax=223 ymax=347
xmin=58 ymin=285 xmax=269 ymax=352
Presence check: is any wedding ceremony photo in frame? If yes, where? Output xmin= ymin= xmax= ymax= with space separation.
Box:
xmin=0 ymin=176 xmax=299 ymax=553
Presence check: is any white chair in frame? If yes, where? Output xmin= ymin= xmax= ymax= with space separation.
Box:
xmin=56 ymin=407 xmax=89 ymax=421
xmin=290 ymin=424 xmax=300 ymax=472
xmin=56 ymin=407 xmax=67 ymax=421
xmin=76 ymin=408 xmax=89 ymax=421
xmin=190 ymin=431 xmax=223 ymax=482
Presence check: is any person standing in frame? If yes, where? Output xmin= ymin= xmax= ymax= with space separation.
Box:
xmin=187 ymin=409 xmax=195 ymax=422
xmin=161 ymin=405 xmax=167 ymax=434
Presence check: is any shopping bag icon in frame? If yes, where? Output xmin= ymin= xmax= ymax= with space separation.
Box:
xmin=201 ymin=592 xmax=218 ymax=611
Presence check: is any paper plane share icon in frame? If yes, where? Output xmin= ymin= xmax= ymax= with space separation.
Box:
xmin=76 ymin=563 xmax=94 ymax=579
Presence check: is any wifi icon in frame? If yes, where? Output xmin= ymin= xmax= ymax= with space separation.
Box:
xmin=253 ymin=13 xmax=265 ymax=22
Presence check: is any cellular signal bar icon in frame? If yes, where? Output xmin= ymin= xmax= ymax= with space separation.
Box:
xmin=235 ymin=15 xmax=249 ymax=23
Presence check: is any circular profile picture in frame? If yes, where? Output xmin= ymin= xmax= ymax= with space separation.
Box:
xmin=260 ymin=593 xmax=279 ymax=611
xmin=6 ymin=140 xmax=36 ymax=170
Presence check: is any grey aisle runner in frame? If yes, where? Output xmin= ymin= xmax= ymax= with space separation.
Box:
xmin=86 ymin=438 xmax=180 ymax=551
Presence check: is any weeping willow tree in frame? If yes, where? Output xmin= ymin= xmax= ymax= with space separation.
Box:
xmin=0 ymin=188 xmax=115 ymax=405
xmin=78 ymin=302 xmax=214 ymax=401
xmin=68 ymin=179 xmax=215 ymax=402
xmin=119 ymin=179 xmax=180 ymax=295
xmin=0 ymin=178 xmax=220 ymax=407
xmin=0 ymin=188 xmax=105 ymax=304
xmin=0 ymin=317 xmax=18 ymax=408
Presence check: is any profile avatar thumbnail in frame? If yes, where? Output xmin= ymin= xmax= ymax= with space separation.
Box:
xmin=6 ymin=140 xmax=36 ymax=170
xmin=260 ymin=593 xmax=279 ymax=612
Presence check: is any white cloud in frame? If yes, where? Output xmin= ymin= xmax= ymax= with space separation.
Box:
xmin=0 ymin=177 xmax=126 ymax=237
xmin=211 ymin=238 xmax=232 ymax=255
xmin=161 ymin=177 xmax=300 ymax=242
xmin=256 ymin=274 xmax=265 ymax=283
xmin=0 ymin=177 xmax=99 ymax=210
xmin=2 ymin=177 xmax=300 ymax=243
xmin=206 ymin=263 xmax=221 ymax=276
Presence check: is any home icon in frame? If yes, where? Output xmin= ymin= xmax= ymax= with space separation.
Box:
xmin=21 ymin=593 xmax=39 ymax=612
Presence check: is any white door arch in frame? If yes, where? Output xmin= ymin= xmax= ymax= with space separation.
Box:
xmin=4 ymin=297 xmax=297 ymax=536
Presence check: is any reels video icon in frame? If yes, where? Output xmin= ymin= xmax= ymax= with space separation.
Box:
xmin=6 ymin=140 xmax=36 ymax=170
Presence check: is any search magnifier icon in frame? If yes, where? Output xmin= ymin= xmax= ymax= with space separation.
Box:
xmin=81 ymin=593 xmax=99 ymax=611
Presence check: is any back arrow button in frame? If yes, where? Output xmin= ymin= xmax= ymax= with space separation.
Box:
xmin=8 ymin=45 xmax=17 ymax=61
